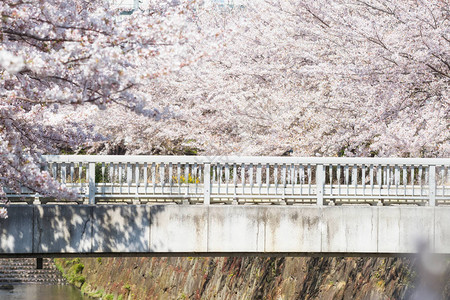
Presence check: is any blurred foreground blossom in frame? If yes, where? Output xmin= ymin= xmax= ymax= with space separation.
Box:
xmin=408 ymin=242 xmax=450 ymax=299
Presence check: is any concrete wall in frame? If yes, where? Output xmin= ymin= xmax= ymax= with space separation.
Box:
xmin=1 ymin=205 xmax=449 ymax=256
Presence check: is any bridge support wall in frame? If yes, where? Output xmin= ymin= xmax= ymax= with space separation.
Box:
xmin=1 ymin=205 xmax=449 ymax=256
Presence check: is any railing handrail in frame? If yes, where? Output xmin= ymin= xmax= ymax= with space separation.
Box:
xmin=5 ymin=155 xmax=449 ymax=206
xmin=42 ymin=155 xmax=450 ymax=166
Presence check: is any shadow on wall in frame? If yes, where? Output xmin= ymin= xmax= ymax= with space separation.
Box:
xmin=0 ymin=206 xmax=34 ymax=253
xmin=0 ymin=204 xmax=169 ymax=255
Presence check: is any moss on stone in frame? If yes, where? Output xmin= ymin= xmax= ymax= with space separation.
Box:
xmin=54 ymin=258 xmax=85 ymax=288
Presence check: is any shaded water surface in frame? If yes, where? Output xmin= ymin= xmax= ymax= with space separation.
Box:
xmin=0 ymin=284 xmax=87 ymax=300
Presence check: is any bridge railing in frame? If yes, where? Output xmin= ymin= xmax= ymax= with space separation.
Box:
xmin=5 ymin=156 xmax=450 ymax=206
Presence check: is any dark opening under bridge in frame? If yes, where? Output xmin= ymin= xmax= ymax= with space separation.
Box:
xmin=1 ymin=155 xmax=449 ymax=257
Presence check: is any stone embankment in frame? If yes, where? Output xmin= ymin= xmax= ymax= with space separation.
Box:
xmin=56 ymin=256 xmax=450 ymax=299
xmin=0 ymin=258 xmax=66 ymax=285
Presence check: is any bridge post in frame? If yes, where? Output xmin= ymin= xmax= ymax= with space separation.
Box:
xmin=36 ymin=258 xmax=43 ymax=269
xmin=316 ymin=164 xmax=324 ymax=206
xmin=204 ymin=163 xmax=211 ymax=205
xmin=429 ymin=165 xmax=436 ymax=206
xmin=88 ymin=162 xmax=96 ymax=205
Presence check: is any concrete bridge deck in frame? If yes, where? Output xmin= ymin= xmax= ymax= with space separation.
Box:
xmin=1 ymin=204 xmax=450 ymax=257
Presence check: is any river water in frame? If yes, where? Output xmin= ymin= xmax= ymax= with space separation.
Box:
xmin=0 ymin=284 xmax=87 ymax=300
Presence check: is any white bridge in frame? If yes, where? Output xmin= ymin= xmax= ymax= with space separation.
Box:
xmin=1 ymin=156 xmax=450 ymax=257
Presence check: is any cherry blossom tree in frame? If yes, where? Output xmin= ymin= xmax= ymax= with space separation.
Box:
xmin=92 ymin=0 xmax=448 ymax=158
xmin=0 ymin=0 xmax=211 ymax=217
xmin=280 ymin=0 xmax=449 ymax=157
xmin=1 ymin=0 xmax=448 ymax=218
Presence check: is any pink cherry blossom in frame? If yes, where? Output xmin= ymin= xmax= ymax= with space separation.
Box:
xmin=91 ymin=0 xmax=448 ymax=158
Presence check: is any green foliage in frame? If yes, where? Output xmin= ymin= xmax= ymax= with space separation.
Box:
xmin=59 ymin=149 xmax=75 ymax=155
xmin=73 ymin=263 xmax=84 ymax=273
xmin=123 ymin=283 xmax=131 ymax=292
xmin=69 ymin=258 xmax=80 ymax=265
xmin=54 ymin=258 xmax=85 ymax=288
xmin=172 ymin=174 xmax=199 ymax=184
xmin=95 ymin=163 xmax=109 ymax=183
xmin=178 ymin=292 xmax=187 ymax=299
xmin=73 ymin=274 xmax=86 ymax=286
xmin=55 ymin=258 xmax=122 ymax=300
xmin=67 ymin=263 xmax=85 ymax=287
xmin=183 ymin=147 xmax=198 ymax=155
xmin=55 ymin=261 xmax=64 ymax=274
xmin=88 ymin=289 xmax=104 ymax=298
